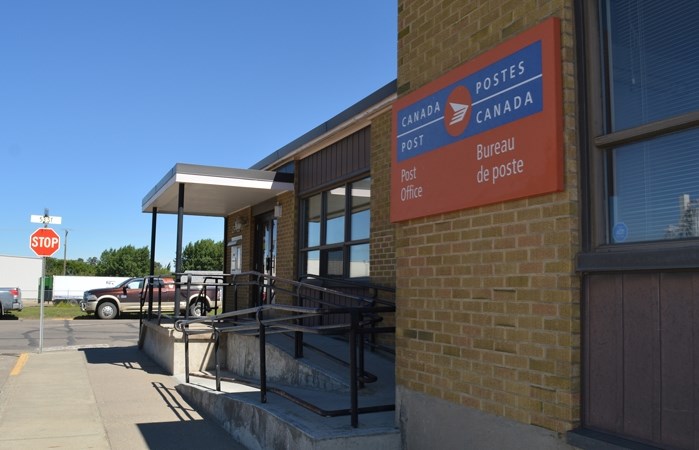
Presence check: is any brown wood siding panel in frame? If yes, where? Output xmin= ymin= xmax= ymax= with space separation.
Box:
xmin=695 ymin=285 xmax=699 ymax=450
xmin=695 ymin=291 xmax=699 ymax=450
xmin=585 ymin=274 xmax=624 ymax=431
xmin=659 ymin=272 xmax=697 ymax=449
xmin=585 ymin=271 xmax=699 ymax=449
xmin=621 ymin=273 xmax=660 ymax=442
xmin=349 ymin=133 xmax=358 ymax=170
xmin=298 ymin=127 xmax=370 ymax=195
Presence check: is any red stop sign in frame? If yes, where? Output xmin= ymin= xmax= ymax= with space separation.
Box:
xmin=30 ymin=228 xmax=61 ymax=257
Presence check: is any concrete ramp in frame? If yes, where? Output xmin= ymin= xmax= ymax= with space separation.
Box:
xmin=177 ymin=377 xmax=399 ymax=450
xmin=142 ymin=321 xmax=399 ymax=449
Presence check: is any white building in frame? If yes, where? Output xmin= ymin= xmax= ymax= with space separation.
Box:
xmin=0 ymin=255 xmax=43 ymax=301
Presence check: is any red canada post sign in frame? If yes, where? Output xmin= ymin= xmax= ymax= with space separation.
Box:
xmin=391 ymin=18 xmax=563 ymax=222
xmin=30 ymin=227 xmax=61 ymax=257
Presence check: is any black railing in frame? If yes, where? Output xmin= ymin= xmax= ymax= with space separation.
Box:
xmin=138 ymin=273 xmax=224 ymax=323
xmin=297 ymin=275 xmax=396 ymax=354
xmin=173 ymin=271 xmax=396 ymax=428
xmin=137 ymin=274 xmax=224 ymax=349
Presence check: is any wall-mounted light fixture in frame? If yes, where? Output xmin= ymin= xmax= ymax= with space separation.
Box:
xmin=274 ymin=204 xmax=283 ymax=218
xmin=233 ymin=217 xmax=247 ymax=232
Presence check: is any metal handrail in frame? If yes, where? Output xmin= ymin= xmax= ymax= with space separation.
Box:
xmin=296 ymin=274 xmax=396 ymax=355
xmin=173 ymin=271 xmax=396 ymax=428
xmin=298 ymin=274 xmax=396 ymax=305
xmin=138 ymin=273 xmax=226 ymax=322
xmin=137 ymin=274 xmax=224 ymax=347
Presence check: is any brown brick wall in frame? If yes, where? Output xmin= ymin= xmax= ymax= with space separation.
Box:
xmin=273 ymin=191 xmax=297 ymax=306
xmin=396 ymin=0 xmax=580 ymax=433
xmin=371 ymin=110 xmax=397 ymax=344
xmin=370 ymin=111 xmax=397 ymax=289
xmin=224 ymin=208 xmax=253 ymax=311
xmin=222 ymin=190 xmax=297 ymax=310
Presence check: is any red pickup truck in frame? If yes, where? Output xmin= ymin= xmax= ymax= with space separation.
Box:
xmin=80 ymin=277 xmax=221 ymax=319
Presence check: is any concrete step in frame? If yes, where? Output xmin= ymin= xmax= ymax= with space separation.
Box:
xmin=177 ymin=374 xmax=400 ymax=450
xmin=176 ymin=332 xmax=399 ymax=449
xmin=189 ymin=368 xmax=395 ymax=417
xmin=141 ymin=319 xmax=400 ymax=449
xmin=223 ymin=331 xmax=396 ymax=394
xmin=267 ymin=332 xmax=396 ymax=388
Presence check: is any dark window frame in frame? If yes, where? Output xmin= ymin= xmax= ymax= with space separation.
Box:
xmin=299 ymin=175 xmax=371 ymax=279
xmin=576 ymin=0 xmax=699 ymax=272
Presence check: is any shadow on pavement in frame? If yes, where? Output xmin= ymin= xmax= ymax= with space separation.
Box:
xmin=80 ymin=346 xmax=247 ymax=449
xmin=73 ymin=314 xmax=140 ymax=320
xmin=137 ymin=421 xmax=237 ymax=450
xmin=139 ymin=381 xmax=246 ymax=449
xmin=73 ymin=314 xmax=98 ymax=320
xmin=80 ymin=346 xmax=167 ymax=375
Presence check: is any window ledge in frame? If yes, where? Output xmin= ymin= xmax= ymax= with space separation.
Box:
xmin=567 ymin=428 xmax=662 ymax=450
xmin=577 ymin=245 xmax=699 ymax=272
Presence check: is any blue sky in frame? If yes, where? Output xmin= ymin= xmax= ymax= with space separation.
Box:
xmin=0 ymin=1 xmax=396 ymax=267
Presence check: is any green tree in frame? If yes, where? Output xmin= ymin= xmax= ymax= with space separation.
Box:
xmin=182 ymin=239 xmax=223 ymax=271
xmin=65 ymin=258 xmax=98 ymax=275
xmin=157 ymin=262 xmax=172 ymax=275
xmin=45 ymin=251 xmax=169 ymax=277
xmin=45 ymin=257 xmax=63 ymax=276
xmin=45 ymin=257 xmax=98 ymax=276
xmin=96 ymin=245 xmax=151 ymax=277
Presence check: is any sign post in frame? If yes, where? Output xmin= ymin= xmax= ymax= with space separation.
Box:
xmin=29 ymin=210 xmax=62 ymax=353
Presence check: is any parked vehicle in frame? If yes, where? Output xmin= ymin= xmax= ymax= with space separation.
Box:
xmin=80 ymin=277 xmax=220 ymax=320
xmin=45 ymin=275 xmax=130 ymax=302
xmin=0 ymin=287 xmax=23 ymax=315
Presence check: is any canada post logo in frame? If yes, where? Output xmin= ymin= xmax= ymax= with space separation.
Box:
xmin=396 ymin=41 xmax=543 ymax=162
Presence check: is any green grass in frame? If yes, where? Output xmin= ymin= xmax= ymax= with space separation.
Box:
xmin=8 ymin=302 xmax=91 ymax=320
xmin=4 ymin=302 xmax=142 ymax=320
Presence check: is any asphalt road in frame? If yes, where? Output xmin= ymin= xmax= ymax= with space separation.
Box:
xmin=0 ymin=318 xmax=140 ymax=353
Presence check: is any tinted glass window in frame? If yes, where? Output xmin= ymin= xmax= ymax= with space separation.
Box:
xmin=306 ymin=194 xmax=321 ymax=247
xmin=300 ymin=177 xmax=371 ymax=277
xmin=609 ymin=128 xmax=699 ymax=242
xmin=349 ymin=244 xmax=370 ymax=278
xmin=326 ymin=249 xmax=344 ymax=276
xmin=606 ymin=1 xmax=699 ymax=131
xmin=351 ymin=178 xmax=371 ymax=240
xmin=326 ymin=188 xmax=346 ymax=244
xmin=602 ymin=0 xmax=699 ymax=244
xmin=305 ymin=250 xmax=320 ymax=276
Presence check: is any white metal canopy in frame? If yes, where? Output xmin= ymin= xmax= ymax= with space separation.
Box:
xmin=142 ymin=163 xmax=294 ymax=217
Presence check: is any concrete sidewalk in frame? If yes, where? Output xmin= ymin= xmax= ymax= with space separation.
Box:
xmin=0 ymin=345 xmax=248 ymax=449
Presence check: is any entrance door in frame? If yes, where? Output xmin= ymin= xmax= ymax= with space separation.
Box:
xmin=254 ymin=212 xmax=277 ymax=304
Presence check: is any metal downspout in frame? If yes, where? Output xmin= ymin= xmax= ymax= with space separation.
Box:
xmin=149 ymin=208 xmax=157 ymax=318
xmin=175 ymin=183 xmax=185 ymax=317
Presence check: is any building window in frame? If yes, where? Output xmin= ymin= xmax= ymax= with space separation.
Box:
xmin=300 ymin=177 xmax=371 ymax=278
xmin=609 ymin=128 xmax=699 ymax=242
xmin=591 ymin=0 xmax=699 ymax=247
